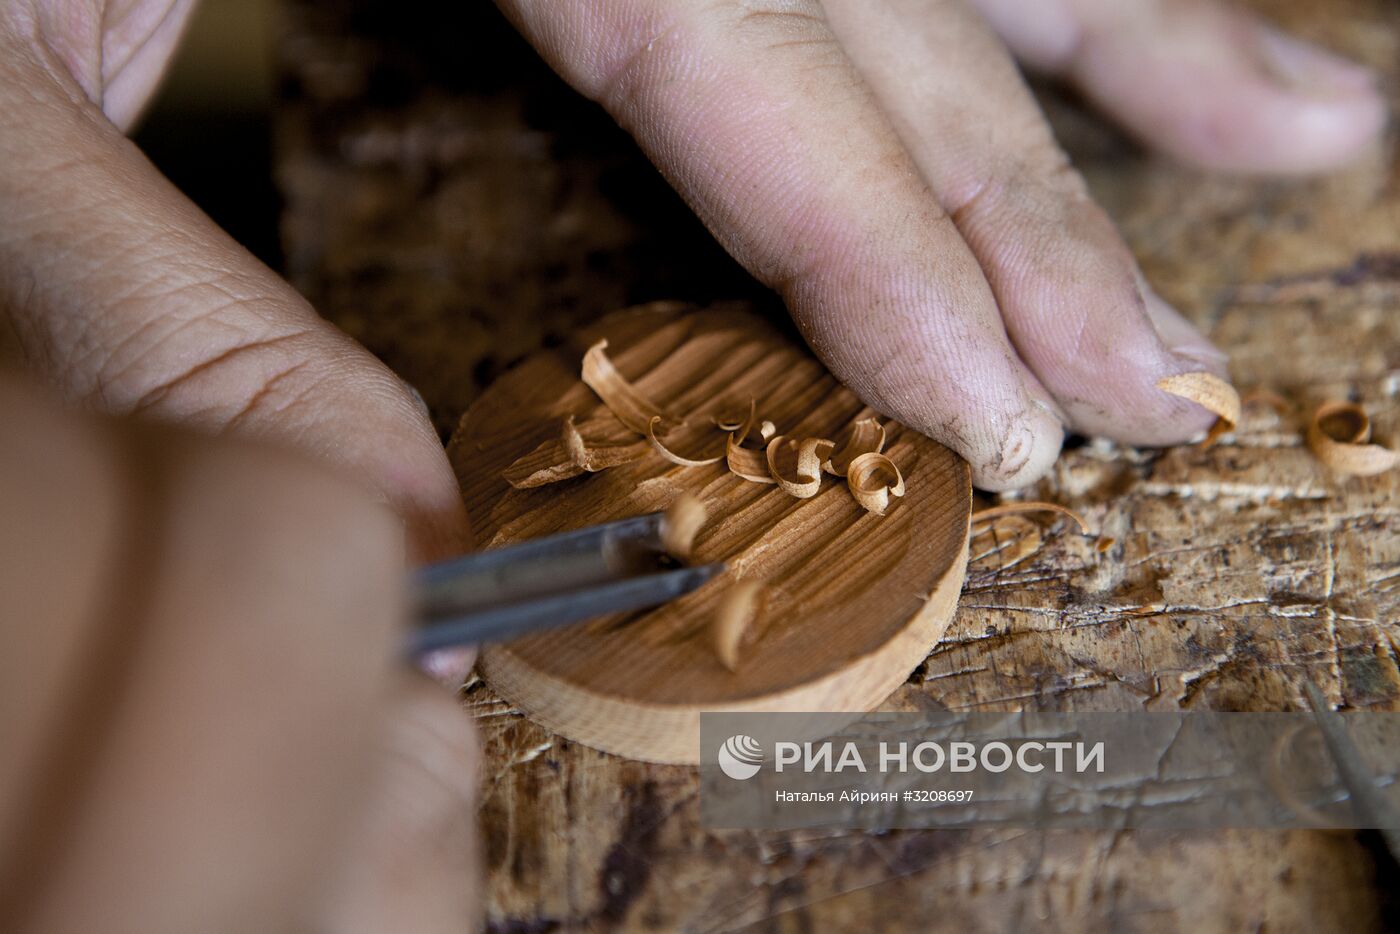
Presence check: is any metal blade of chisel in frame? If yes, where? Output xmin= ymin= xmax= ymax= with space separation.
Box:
xmin=405 ymin=561 xmax=725 ymax=655
xmin=413 ymin=512 xmax=673 ymax=620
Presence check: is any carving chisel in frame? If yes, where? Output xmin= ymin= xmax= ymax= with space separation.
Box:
xmin=406 ymin=511 xmax=724 ymax=655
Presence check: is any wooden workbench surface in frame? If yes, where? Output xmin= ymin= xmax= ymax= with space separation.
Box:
xmin=275 ymin=0 xmax=1400 ymax=928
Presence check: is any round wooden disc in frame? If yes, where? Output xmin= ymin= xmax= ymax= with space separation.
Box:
xmin=449 ymin=304 xmax=971 ymax=763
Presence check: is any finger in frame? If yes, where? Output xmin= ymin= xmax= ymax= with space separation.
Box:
xmin=419 ymin=647 xmax=478 ymax=689
xmin=93 ymin=0 xmax=202 ymax=131
xmin=0 ymin=374 xmax=126 ymax=865
xmin=497 ymin=0 xmax=1065 ymax=489
xmin=824 ymin=0 xmax=1225 ymax=444
xmin=313 ymin=674 xmax=481 ymax=934
xmin=970 ymin=0 xmax=1386 ymax=174
xmin=0 ymin=27 xmax=467 ymax=559
xmin=1 ymin=387 xmax=406 ymax=933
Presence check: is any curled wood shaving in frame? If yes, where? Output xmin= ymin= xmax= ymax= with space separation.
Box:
xmin=504 ymin=347 xmax=914 ymax=514
xmin=846 ymin=452 xmax=906 ymax=516
xmin=660 ymin=493 xmax=707 ymax=560
xmin=726 ymin=430 xmax=776 ymax=483
xmin=505 ymin=418 xmax=649 ymax=488
xmin=1306 ymin=401 xmax=1400 ymax=477
xmin=713 ymin=580 xmax=764 ymax=672
xmin=647 ymin=416 xmax=725 ymax=467
xmin=713 ymin=400 xmax=756 ymax=433
xmin=582 ymin=339 xmax=671 ymax=434
xmin=560 ymin=416 xmax=650 ymax=471
xmin=1156 ymin=372 xmax=1241 ymax=448
xmin=969 ymin=501 xmax=1090 ymax=536
xmin=1241 ymin=388 xmax=1293 ymax=415
xmin=504 ymin=443 xmax=585 ymax=489
xmin=823 ymin=417 xmax=885 ymax=476
xmin=765 ymin=436 xmax=832 ymax=499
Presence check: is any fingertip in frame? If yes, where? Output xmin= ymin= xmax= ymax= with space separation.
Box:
xmin=1181 ymin=85 xmax=1387 ymax=176
xmin=418 ymin=647 xmax=477 ymax=689
xmin=1153 ymin=380 xmax=1227 ymax=443
xmin=1142 ymin=297 xmax=1234 ymax=443
xmin=1254 ymin=24 xmax=1380 ymax=97
xmin=962 ymin=401 xmax=1065 ymax=492
xmin=1068 ymin=3 xmax=1388 ymax=176
xmin=1143 ymin=291 xmax=1228 ymax=370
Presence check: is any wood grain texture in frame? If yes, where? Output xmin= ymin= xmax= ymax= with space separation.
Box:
xmin=449 ymin=305 xmax=971 ymax=763
xmin=276 ymin=0 xmax=1400 ymax=928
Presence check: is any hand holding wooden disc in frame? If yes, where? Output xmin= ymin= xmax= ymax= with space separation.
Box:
xmin=448 ymin=304 xmax=971 ymax=763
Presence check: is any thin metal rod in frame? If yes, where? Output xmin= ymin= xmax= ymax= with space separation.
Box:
xmin=405 ymin=562 xmax=725 ymax=655
xmin=414 ymin=512 xmax=669 ymax=619
xmin=1303 ymin=682 xmax=1400 ymax=847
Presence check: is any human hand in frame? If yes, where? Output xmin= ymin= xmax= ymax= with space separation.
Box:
xmin=498 ymin=0 xmax=1386 ymax=488
xmin=1 ymin=5 xmax=480 ymax=929
xmin=0 ymin=376 xmax=480 ymax=934
xmin=0 ymin=1 xmax=467 ymax=559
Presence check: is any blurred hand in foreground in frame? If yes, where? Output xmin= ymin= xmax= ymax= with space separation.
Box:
xmin=0 ymin=376 xmax=481 ymax=934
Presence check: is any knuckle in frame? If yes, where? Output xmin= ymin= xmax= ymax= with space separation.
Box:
xmin=90 ymin=277 xmax=341 ymax=429
xmin=586 ymin=0 xmax=840 ymax=112
xmin=588 ymin=10 xmax=690 ymax=111
xmin=730 ymin=0 xmax=829 ymax=35
xmin=729 ymin=0 xmax=846 ymax=72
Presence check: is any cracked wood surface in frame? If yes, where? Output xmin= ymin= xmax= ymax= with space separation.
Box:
xmin=276 ymin=0 xmax=1399 ymax=929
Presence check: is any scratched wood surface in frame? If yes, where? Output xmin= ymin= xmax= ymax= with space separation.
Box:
xmin=275 ymin=0 xmax=1400 ymax=929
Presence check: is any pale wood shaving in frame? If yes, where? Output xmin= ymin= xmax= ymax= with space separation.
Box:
xmin=1241 ymin=388 xmax=1294 ymax=414
xmin=503 ymin=441 xmax=587 ymax=489
xmin=1306 ymin=401 xmax=1400 ymax=477
xmin=560 ymin=416 xmax=649 ymax=471
xmin=505 ymin=348 xmax=912 ymax=513
xmin=1157 ymin=372 xmax=1241 ymax=448
xmin=503 ymin=418 xmax=649 ymax=488
xmin=713 ymin=580 xmax=763 ymax=672
xmin=713 ymin=400 xmax=756 ymax=433
xmin=766 ymin=435 xmax=832 ymax=499
xmin=847 ymin=452 xmax=905 ymax=515
xmin=647 ymin=416 xmax=724 ymax=467
xmin=581 ymin=339 xmax=672 ymax=434
xmin=822 ymin=417 xmax=885 ymax=476
xmin=726 ymin=430 xmax=776 ymax=483
xmin=660 ymin=493 xmax=707 ymax=560
xmin=970 ymin=501 xmax=1091 ymax=536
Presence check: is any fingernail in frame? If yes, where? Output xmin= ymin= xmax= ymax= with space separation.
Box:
xmin=1033 ymin=396 xmax=1068 ymax=427
xmin=1256 ymin=26 xmax=1378 ymax=97
xmin=1144 ymin=292 xmax=1229 ymax=368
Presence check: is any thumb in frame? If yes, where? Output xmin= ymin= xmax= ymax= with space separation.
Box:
xmin=0 ymin=22 xmax=467 ymax=559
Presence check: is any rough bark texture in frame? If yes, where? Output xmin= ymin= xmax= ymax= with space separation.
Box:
xmin=275 ymin=0 xmax=1400 ymax=929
